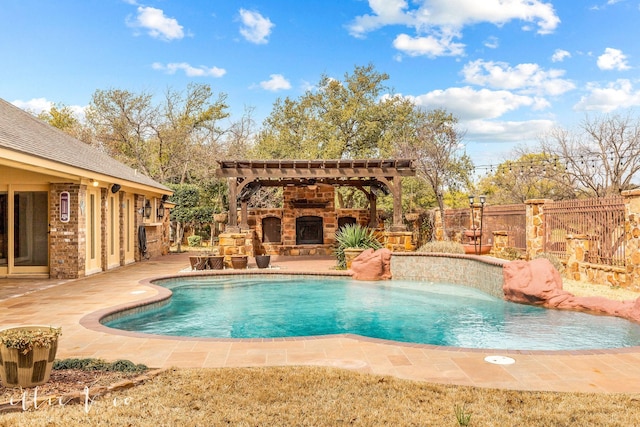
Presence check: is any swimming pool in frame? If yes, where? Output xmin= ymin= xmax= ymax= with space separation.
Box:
xmin=103 ymin=275 xmax=640 ymax=351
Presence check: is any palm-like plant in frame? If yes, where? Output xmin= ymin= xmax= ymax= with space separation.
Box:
xmin=334 ymin=223 xmax=382 ymax=269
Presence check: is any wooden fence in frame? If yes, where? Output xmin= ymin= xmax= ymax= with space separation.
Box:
xmin=444 ymin=204 xmax=526 ymax=251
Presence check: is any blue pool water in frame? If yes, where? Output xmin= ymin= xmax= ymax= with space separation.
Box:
xmin=104 ymin=275 xmax=640 ymax=350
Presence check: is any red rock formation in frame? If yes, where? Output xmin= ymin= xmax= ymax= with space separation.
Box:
xmin=350 ymin=248 xmax=392 ymax=281
xmin=503 ymin=258 xmax=640 ymax=323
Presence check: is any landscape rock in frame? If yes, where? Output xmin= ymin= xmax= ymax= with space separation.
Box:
xmin=350 ymin=248 xmax=392 ymax=281
xmin=503 ymin=258 xmax=640 ymax=323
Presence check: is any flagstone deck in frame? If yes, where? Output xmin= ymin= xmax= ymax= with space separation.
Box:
xmin=3 ymin=252 xmax=640 ymax=393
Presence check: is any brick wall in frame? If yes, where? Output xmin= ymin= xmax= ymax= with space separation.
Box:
xmin=49 ymin=184 xmax=82 ymax=279
xmin=242 ymin=185 xmax=373 ymax=255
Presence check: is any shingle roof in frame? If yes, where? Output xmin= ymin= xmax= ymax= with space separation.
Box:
xmin=0 ymin=98 xmax=170 ymax=192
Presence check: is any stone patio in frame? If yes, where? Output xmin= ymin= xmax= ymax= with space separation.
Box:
xmin=2 ymin=252 xmax=640 ymax=392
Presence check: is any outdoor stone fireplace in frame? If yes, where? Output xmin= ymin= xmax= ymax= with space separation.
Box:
xmin=296 ymin=216 xmax=323 ymax=244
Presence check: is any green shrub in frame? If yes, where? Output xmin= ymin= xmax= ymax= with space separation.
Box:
xmin=500 ymin=247 xmax=523 ymax=261
xmin=334 ymin=223 xmax=382 ymax=269
xmin=54 ymin=358 xmax=148 ymax=373
xmin=418 ymin=240 xmax=465 ymax=254
xmin=532 ymin=252 xmax=565 ymax=274
xmin=187 ymin=235 xmax=202 ymax=247
xmin=107 ymin=359 xmax=149 ymax=373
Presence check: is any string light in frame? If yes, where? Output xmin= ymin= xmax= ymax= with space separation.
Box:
xmin=471 ymin=151 xmax=628 ymax=176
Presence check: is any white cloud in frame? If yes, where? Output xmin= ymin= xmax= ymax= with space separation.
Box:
xmin=12 ymin=98 xmax=87 ymax=120
xmin=12 ymin=98 xmax=53 ymax=114
xmin=407 ymin=86 xmax=542 ymax=120
xmin=152 ymin=62 xmax=226 ymax=77
xmin=464 ymin=119 xmax=555 ymax=142
xmin=347 ymin=0 xmax=560 ymax=41
xmin=597 ymin=47 xmax=630 ymax=70
xmin=551 ymin=49 xmax=571 ymax=62
xmin=484 ymin=36 xmax=499 ymax=49
xmin=259 ymin=74 xmax=291 ymax=91
xmin=398 ymin=86 xmax=555 ymax=143
xmin=238 ymin=9 xmax=274 ymax=44
xmin=392 ymin=31 xmax=465 ymax=57
xmin=129 ymin=6 xmax=184 ymax=41
xmin=574 ymin=79 xmax=640 ymax=112
xmin=462 ymin=59 xmax=575 ymax=96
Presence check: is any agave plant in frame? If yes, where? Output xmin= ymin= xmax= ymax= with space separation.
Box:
xmin=334 ymin=223 xmax=382 ymax=269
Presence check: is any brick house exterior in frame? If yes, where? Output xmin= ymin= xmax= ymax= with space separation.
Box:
xmin=0 ymin=98 xmax=172 ymax=279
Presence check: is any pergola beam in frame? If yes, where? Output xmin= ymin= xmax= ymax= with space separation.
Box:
xmin=216 ymin=159 xmax=416 ymax=232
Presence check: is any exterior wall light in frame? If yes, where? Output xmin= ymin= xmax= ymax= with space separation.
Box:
xmin=144 ymin=200 xmax=152 ymax=218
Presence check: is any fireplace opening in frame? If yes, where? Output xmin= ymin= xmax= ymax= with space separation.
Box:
xmin=296 ymin=216 xmax=323 ymax=244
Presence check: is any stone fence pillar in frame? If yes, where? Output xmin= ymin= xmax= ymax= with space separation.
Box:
xmin=433 ymin=208 xmax=445 ymax=241
xmin=525 ymin=199 xmax=552 ymax=260
xmin=565 ymin=234 xmax=589 ymax=281
xmin=622 ymin=188 xmax=640 ymax=288
xmin=490 ymin=230 xmax=509 ymax=258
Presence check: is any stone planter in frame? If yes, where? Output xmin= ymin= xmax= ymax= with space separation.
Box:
xmin=255 ymin=255 xmax=271 ymax=269
xmin=0 ymin=326 xmax=60 ymax=388
xmin=344 ymin=248 xmax=366 ymax=269
xmin=214 ymin=213 xmax=228 ymax=224
xmin=231 ymin=255 xmax=248 ymax=269
xmin=405 ymin=213 xmax=419 ymax=222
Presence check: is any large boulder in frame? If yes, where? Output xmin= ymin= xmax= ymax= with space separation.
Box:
xmin=350 ymin=248 xmax=392 ymax=281
xmin=503 ymin=258 xmax=640 ymax=323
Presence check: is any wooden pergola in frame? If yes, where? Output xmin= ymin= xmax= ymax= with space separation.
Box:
xmin=215 ymin=159 xmax=416 ymax=231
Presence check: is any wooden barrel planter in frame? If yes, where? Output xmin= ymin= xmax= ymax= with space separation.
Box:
xmin=0 ymin=326 xmax=61 ymax=388
xmin=208 ymin=256 xmax=224 ymax=270
xmin=231 ymin=255 xmax=248 ymax=269
xmin=255 ymin=255 xmax=271 ymax=269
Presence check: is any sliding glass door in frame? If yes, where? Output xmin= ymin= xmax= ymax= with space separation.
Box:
xmin=0 ymin=188 xmax=49 ymax=275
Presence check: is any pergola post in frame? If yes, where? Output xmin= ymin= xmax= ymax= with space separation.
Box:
xmin=240 ymin=200 xmax=249 ymax=229
xmin=368 ymin=191 xmax=377 ymax=228
xmin=228 ymin=177 xmax=238 ymax=229
xmin=390 ymin=176 xmax=406 ymax=231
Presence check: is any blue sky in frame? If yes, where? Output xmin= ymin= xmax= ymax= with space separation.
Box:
xmin=1 ymin=0 xmax=639 ymax=166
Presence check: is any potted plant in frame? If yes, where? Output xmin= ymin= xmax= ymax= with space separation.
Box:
xmin=0 ymin=326 xmax=61 ymax=388
xmin=255 ymin=251 xmax=271 ymax=269
xmin=230 ymin=254 xmax=248 ymax=269
xmin=404 ymin=212 xmax=419 ymax=222
xmin=334 ymin=223 xmax=382 ymax=269
xmin=213 ymin=212 xmax=228 ymax=224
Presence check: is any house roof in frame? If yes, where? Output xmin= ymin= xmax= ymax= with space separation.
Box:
xmin=0 ymin=98 xmax=170 ymax=193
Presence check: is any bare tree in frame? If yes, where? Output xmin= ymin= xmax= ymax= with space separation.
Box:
xmin=394 ymin=108 xmax=472 ymax=240
xmin=539 ymin=112 xmax=640 ymax=197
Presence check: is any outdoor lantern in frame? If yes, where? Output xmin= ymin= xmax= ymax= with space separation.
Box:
xmin=144 ymin=200 xmax=152 ymax=218
xmin=157 ymin=200 xmax=164 ymax=218
xmin=479 ymin=195 xmax=486 ymax=205
xmin=468 ymin=195 xmax=475 ymax=206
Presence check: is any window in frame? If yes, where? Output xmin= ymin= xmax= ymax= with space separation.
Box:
xmin=262 ymin=217 xmax=282 ymax=243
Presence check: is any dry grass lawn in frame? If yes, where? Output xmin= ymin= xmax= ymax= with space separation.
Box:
xmin=2 ymin=366 xmax=640 ymax=426
xmin=563 ymin=278 xmax=640 ymax=301
xmin=3 ymin=279 xmax=640 ymax=426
